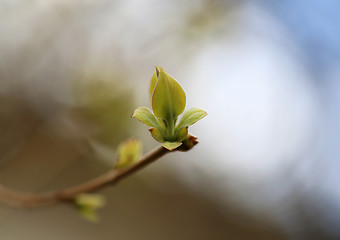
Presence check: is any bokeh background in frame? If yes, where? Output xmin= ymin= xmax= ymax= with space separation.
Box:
xmin=0 ymin=0 xmax=339 ymax=239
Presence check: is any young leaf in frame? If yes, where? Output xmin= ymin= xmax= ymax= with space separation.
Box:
xmin=132 ymin=107 xmax=160 ymax=128
xmin=149 ymin=69 xmax=158 ymax=102
xmin=176 ymin=108 xmax=207 ymax=130
xmin=176 ymin=126 xmax=188 ymax=142
xmin=115 ymin=139 xmax=141 ymax=169
xmin=152 ymin=66 xmax=186 ymax=120
xmin=149 ymin=128 xmax=165 ymax=143
xmin=162 ymin=141 xmax=182 ymax=151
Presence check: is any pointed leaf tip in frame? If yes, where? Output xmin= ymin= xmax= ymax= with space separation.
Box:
xmin=155 ymin=66 xmax=161 ymax=76
xmin=152 ymin=67 xmax=186 ymax=120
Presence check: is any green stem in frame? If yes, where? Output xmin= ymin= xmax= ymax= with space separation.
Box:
xmin=167 ymin=117 xmax=175 ymax=140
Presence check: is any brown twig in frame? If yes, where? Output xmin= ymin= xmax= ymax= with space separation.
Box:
xmin=0 ymin=146 xmax=169 ymax=207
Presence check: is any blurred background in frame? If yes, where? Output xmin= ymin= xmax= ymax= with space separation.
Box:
xmin=0 ymin=0 xmax=339 ymax=239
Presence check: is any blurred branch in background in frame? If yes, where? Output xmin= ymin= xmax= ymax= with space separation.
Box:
xmin=0 ymin=145 xmax=169 ymax=207
xmin=0 ymin=0 xmax=339 ymax=239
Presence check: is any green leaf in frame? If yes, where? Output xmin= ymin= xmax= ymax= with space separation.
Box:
xmin=176 ymin=108 xmax=207 ymax=130
xmin=132 ymin=107 xmax=160 ymax=128
xmin=149 ymin=69 xmax=158 ymax=102
xmin=162 ymin=141 xmax=182 ymax=150
xmin=176 ymin=127 xmax=188 ymax=142
xmin=115 ymin=139 xmax=141 ymax=169
xmin=152 ymin=66 xmax=186 ymax=120
xmin=149 ymin=127 xmax=165 ymax=143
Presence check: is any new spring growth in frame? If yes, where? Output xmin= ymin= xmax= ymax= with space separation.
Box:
xmin=132 ymin=66 xmax=207 ymax=150
xmin=115 ymin=139 xmax=141 ymax=169
xmin=75 ymin=193 xmax=106 ymax=222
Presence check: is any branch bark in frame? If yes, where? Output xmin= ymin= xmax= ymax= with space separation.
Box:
xmin=0 ymin=146 xmax=169 ymax=207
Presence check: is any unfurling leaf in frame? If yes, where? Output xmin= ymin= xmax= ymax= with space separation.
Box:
xmin=149 ymin=69 xmax=158 ymax=102
xmin=176 ymin=108 xmax=207 ymax=130
xmin=176 ymin=127 xmax=188 ymax=142
xmin=75 ymin=193 xmax=106 ymax=222
xmin=152 ymin=66 xmax=186 ymax=120
xmin=115 ymin=139 xmax=142 ymax=169
xmin=132 ymin=107 xmax=160 ymax=128
xmin=149 ymin=128 xmax=165 ymax=143
xmin=133 ymin=66 xmax=206 ymax=150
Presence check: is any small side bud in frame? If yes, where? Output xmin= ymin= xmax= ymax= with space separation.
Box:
xmin=115 ymin=139 xmax=142 ymax=169
xmin=74 ymin=193 xmax=106 ymax=222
